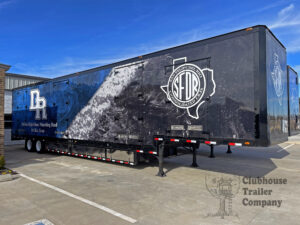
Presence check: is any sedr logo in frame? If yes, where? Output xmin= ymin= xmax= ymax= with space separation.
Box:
xmin=29 ymin=89 xmax=47 ymax=120
xmin=161 ymin=57 xmax=216 ymax=119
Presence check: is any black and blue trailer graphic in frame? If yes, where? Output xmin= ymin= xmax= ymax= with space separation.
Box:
xmin=12 ymin=25 xmax=294 ymax=176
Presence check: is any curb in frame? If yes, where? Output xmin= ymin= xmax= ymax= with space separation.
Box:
xmin=0 ymin=173 xmax=20 ymax=182
xmin=0 ymin=174 xmax=13 ymax=182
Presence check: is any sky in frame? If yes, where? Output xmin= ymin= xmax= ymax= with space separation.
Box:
xmin=0 ymin=0 xmax=300 ymax=83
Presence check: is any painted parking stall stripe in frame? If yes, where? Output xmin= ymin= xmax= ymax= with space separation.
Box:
xmin=19 ymin=173 xmax=137 ymax=224
xmin=277 ymin=143 xmax=295 ymax=152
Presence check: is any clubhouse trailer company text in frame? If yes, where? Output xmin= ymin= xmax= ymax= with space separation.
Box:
xmin=242 ymin=177 xmax=287 ymax=208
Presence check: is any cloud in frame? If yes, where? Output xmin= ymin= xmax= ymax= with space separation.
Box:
xmin=0 ymin=0 xmax=16 ymax=10
xmin=278 ymin=3 xmax=294 ymax=17
xmin=10 ymin=1 xmax=300 ymax=77
xmin=293 ymin=65 xmax=300 ymax=73
xmin=286 ymin=39 xmax=300 ymax=53
xmin=12 ymin=56 xmax=135 ymax=78
xmin=269 ymin=4 xmax=300 ymax=29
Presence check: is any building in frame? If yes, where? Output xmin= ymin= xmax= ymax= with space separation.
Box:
xmin=4 ymin=73 xmax=49 ymax=145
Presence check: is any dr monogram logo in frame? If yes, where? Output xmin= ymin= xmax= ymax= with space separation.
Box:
xmin=30 ymin=89 xmax=47 ymax=120
xmin=161 ymin=57 xmax=216 ymax=119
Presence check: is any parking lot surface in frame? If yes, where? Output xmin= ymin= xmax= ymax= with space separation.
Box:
xmin=1 ymin=136 xmax=300 ymax=225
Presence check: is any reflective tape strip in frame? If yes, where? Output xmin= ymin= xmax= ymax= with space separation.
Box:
xmin=148 ymin=151 xmax=157 ymax=155
xmin=46 ymin=148 xmax=136 ymax=168
xmin=186 ymin=140 xmax=197 ymax=143
xmin=204 ymin=141 xmax=217 ymax=145
xmin=229 ymin=143 xmax=242 ymax=146
xmin=154 ymin=137 xmax=163 ymax=141
xmin=170 ymin=139 xmax=179 ymax=142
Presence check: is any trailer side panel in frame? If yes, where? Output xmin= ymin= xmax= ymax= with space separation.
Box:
xmin=287 ymin=66 xmax=300 ymax=136
xmin=266 ymin=30 xmax=288 ymax=145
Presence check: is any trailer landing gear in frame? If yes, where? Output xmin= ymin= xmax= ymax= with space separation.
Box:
xmin=209 ymin=145 xmax=215 ymax=158
xmin=226 ymin=145 xmax=232 ymax=154
xmin=191 ymin=145 xmax=198 ymax=167
xmin=156 ymin=142 xmax=166 ymax=177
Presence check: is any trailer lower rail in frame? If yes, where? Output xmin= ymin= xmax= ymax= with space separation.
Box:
xmin=46 ymin=148 xmax=136 ymax=166
xmin=20 ymin=135 xmax=249 ymax=177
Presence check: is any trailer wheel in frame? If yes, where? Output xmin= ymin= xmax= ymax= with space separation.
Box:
xmin=25 ymin=139 xmax=36 ymax=152
xmin=35 ymin=140 xmax=45 ymax=154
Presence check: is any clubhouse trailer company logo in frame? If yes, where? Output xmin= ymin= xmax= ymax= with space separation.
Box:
xmin=205 ymin=175 xmax=287 ymax=220
xmin=205 ymin=175 xmax=240 ymax=219
xmin=161 ymin=57 xmax=216 ymax=119
xmin=30 ymin=89 xmax=47 ymax=120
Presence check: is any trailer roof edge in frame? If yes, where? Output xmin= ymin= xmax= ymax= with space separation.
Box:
xmin=6 ymin=72 xmax=50 ymax=80
xmin=13 ymin=25 xmax=285 ymax=90
xmin=287 ymin=65 xmax=298 ymax=75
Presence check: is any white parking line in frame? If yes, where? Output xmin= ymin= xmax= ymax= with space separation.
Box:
xmin=277 ymin=144 xmax=295 ymax=152
xmin=19 ymin=173 xmax=137 ymax=224
xmin=24 ymin=219 xmax=54 ymax=225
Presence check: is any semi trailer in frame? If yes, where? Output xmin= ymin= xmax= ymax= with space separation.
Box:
xmin=12 ymin=25 xmax=292 ymax=176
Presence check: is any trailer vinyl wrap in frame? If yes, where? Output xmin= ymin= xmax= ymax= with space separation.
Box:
xmin=266 ymin=29 xmax=288 ymax=144
xmin=12 ymin=26 xmax=288 ymax=148
xmin=287 ymin=66 xmax=300 ymax=136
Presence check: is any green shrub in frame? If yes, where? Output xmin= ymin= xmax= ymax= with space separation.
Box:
xmin=0 ymin=155 xmax=5 ymax=169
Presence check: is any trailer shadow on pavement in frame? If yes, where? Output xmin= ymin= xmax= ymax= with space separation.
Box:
xmin=4 ymin=145 xmax=64 ymax=170
xmin=136 ymin=143 xmax=290 ymax=177
xmin=4 ymin=143 xmax=292 ymax=178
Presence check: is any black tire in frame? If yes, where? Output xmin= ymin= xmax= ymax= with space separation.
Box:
xmin=25 ymin=139 xmax=36 ymax=152
xmin=35 ymin=140 xmax=45 ymax=154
